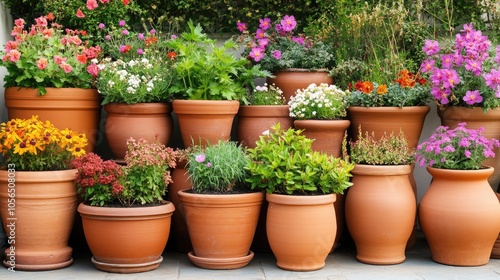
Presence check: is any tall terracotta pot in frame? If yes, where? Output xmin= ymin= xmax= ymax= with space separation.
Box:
xmin=172 ymin=100 xmax=239 ymax=148
xmin=5 ymin=87 xmax=101 ymax=152
xmin=0 ymin=169 xmax=78 ymax=271
xmin=345 ymin=164 xmax=416 ymax=264
xmin=491 ymin=192 xmax=500 ymax=259
xmin=266 ymin=193 xmax=336 ymax=271
xmin=438 ymin=106 xmax=500 ymax=191
xmin=237 ymin=105 xmax=292 ymax=148
xmin=178 ymin=190 xmax=263 ymax=269
xmin=266 ymin=69 xmax=333 ymax=102
xmin=104 ymin=102 xmax=173 ymax=160
xmin=419 ymin=166 xmax=500 ymax=266
xmin=77 ymin=201 xmax=175 ymax=273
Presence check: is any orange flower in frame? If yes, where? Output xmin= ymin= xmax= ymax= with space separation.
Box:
xmin=46 ymin=13 xmax=55 ymax=21
xmin=376 ymin=84 xmax=388 ymax=95
xmin=355 ymin=81 xmax=374 ymax=94
xmin=145 ymin=37 xmax=158 ymax=46
xmin=395 ymin=69 xmax=418 ymax=88
xmin=168 ymin=51 xmax=177 ymax=60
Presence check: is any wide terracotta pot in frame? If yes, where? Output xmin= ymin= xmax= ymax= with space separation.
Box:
xmin=0 ymin=169 xmax=78 ymax=271
xmin=438 ymin=106 xmax=500 ymax=191
xmin=293 ymin=119 xmax=350 ymax=157
xmin=237 ymin=105 xmax=292 ymax=148
xmin=5 ymin=87 xmax=102 ymax=152
xmin=345 ymin=164 xmax=416 ymax=264
xmin=266 ymin=69 xmax=333 ymax=102
xmin=266 ymin=193 xmax=336 ymax=271
xmin=178 ymin=190 xmax=263 ymax=269
xmin=419 ymin=166 xmax=500 ymax=266
xmin=77 ymin=201 xmax=175 ymax=273
xmin=104 ymin=102 xmax=173 ymax=160
xmin=491 ymin=192 xmax=500 ymax=259
xmin=172 ymin=100 xmax=239 ymax=148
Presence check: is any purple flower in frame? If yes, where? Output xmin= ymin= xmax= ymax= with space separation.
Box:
xmin=292 ymin=36 xmax=305 ymax=45
xmin=98 ymin=23 xmax=105 ymax=29
xmin=420 ymin=59 xmax=435 ymax=73
xmin=495 ymin=45 xmax=500 ymax=64
xmin=259 ymin=18 xmax=271 ymax=30
xmin=237 ymin=21 xmax=247 ymax=33
xmin=138 ymin=33 xmax=145 ymax=40
xmin=105 ymin=35 xmax=111 ymax=40
xmin=119 ymin=45 xmax=127 ymax=53
xmin=463 ymin=90 xmax=483 ymax=105
xmin=440 ymin=54 xmax=454 ymax=69
xmin=441 ymin=69 xmax=460 ymax=89
xmin=280 ymin=15 xmax=297 ymax=32
xmin=484 ymin=69 xmax=500 ymax=90
xmin=257 ymin=38 xmax=269 ymax=48
xmin=206 ymin=162 xmax=212 ymax=168
xmin=465 ymin=59 xmax=482 ymax=76
xmin=122 ymin=29 xmax=129 ymax=36
xmin=272 ymin=50 xmax=282 ymax=60
xmin=150 ymin=29 xmax=156 ymax=34
xmin=137 ymin=49 xmax=144 ymax=55
xmin=171 ymin=34 xmax=177 ymax=40
xmin=423 ymin=39 xmax=440 ymax=56
xmin=255 ymin=28 xmax=266 ymax=39
xmin=464 ymin=150 xmax=471 ymax=158
xmin=431 ymin=87 xmax=450 ymax=105
xmin=195 ymin=154 xmax=205 ymax=163
xmin=249 ymin=47 xmax=264 ymax=62
xmin=119 ymin=20 xmax=126 ymax=27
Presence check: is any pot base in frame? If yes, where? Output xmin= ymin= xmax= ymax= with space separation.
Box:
xmin=3 ymin=258 xmax=73 ymax=271
xmin=187 ymin=251 xmax=254 ymax=270
xmin=91 ymin=256 xmax=163 ymax=273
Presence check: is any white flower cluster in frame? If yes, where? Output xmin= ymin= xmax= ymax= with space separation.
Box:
xmin=288 ymin=83 xmax=347 ymax=120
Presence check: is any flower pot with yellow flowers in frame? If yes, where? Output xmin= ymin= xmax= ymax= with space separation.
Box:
xmin=0 ymin=116 xmax=88 ymax=271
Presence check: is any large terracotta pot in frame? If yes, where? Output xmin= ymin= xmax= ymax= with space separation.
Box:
xmin=77 ymin=201 xmax=175 ymax=273
xmin=345 ymin=164 xmax=416 ymax=264
xmin=491 ymin=192 xmax=500 ymax=258
xmin=266 ymin=193 xmax=336 ymax=271
xmin=104 ymin=102 xmax=173 ymax=160
xmin=237 ymin=105 xmax=292 ymax=148
xmin=5 ymin=87 xmax=101 ymax=152
xmin=419 ymin=166 xmax=500 ymax=266
xmin=0 ymin=169 xmax=78 ymax=271
xmin=178 ymin=190 xmax=263 ymax=269
xmin=438 ymin=106 xmax=500 ymax=191
xmin=293 ymin=119 xmax=350 ymax=157
xmin=266 ymin=69 xmax=333 ymax=102
xmin=172 ymin=100 xmax=240 ymax=148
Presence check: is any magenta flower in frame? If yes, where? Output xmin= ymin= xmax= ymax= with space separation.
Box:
xmin=255 ymin=28 xmax=266 ymax=39
xmin=292 ymin=36 xmax=305 ymax=45
xmin=484 ymin=69 xmax=500 ymax=90
xmin=138 ymin=33 xmax=145 ymax=40
xmin=259 ymin=18 xmax=271 ymax=30
xmin=150 ymin=29 xmax=156 ymax=34
xmin=206 ymin=162 xmax=212 ymax=168
xmin=105 ymin=35 xmax=111 ymax=40
xmin=98 ymin=23 xmax=105 ymax=29
xmin=137 ymin=49 xmax=144 ymax=55
xmin=420 ymin=59 xmax=435 ymax=73
xmin=119 ymin=20 xmax=126 ymax=27
xmin=464 ymin=59 xmax=482 ymax=76
xmin=272 ymin=50 xmax=282 ymax=60
xmin=495 ymin=45 xmax=500 ymax=64
xmin=257 ymin=38 xmax=269 ymax=48
xmin=423 ymin=39 xmax=440 ymax=56
xmin=280 ymin=15 xmax=297 ymax=32
xmin=440 ymin=54 xmax=454 ymax=69
xmin=237 ymin=21 xmax=247 ymax=33
xmin=122 ymin=29 xmax=129 ymax=35
xmin=249 ymin=47 xmax=265 ymax=62
xmin=441 ymin=69 xmax=460 ymax=89
xmin=195 ymin=154 xmax=205 ymax=163
xmin=463 ymin=90 xmax=483 ymax=105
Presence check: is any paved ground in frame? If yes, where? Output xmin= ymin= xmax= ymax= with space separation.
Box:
xmin=1 ymin=231 xmax=500 ymax=280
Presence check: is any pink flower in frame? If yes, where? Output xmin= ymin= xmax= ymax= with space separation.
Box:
xmin=37 ymin=58 xmax=48 ymax=69
xmin=138 ymin=33 xmax=145 ymax=40
xmin=463 ymin=90 xmax=483 ymax=105
xmin=206 ymin=162 xmax=212 ymax=168
xmin=122 ymin=29 xmax=129 ymax=35
xmin=87 ymin=63 xmax=100 ymax=77
xmin=14 ymin=18 xmax=25 ymax=28
xmin=237 ymin=21 xmax=247 ymax=33
xmin=280 ymin=15 xmax=297 ymax=32
xmin=119 ymin=20 xmax=126 ymax=27
xmin=259 ymin=18 xmax=271 ymax=30
xmin=98 ymin=23 xmax=105 ymax=29
xmin=59 ymin=61 xmax=73 ymax=73
xmin=257 ymin=38 xmax=269 ymax=48
xmin=195 ymin=154 xmax=205 ymax=163
xmin=7 ymin=49 xmax=20 ymax=62
xmin=292 ymin=36 xmax=305 ymax=45
xmin=255 ymin=28 xmax=266 ymax=39
xmin=272 ymin=50 xmax=282 ymax=60
xmin=423 ymin=39 xmax=440 ymax=56
xmin=76 ymin=8 xmax=85 ymax=18
xmin=440 ymin=54 xmax=453 ymax=69
xmin=86 ymin=0 xmax=98 ymax=10
xmin=420 ymin=59 xmax=435 ymax=73
xmin=53 ymin=55 xmax=66 ymax=64
xmin=249 ymin=47 xmax=264 ymax=62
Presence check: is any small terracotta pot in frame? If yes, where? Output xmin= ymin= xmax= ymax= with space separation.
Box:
xmin=267 ymin=70 xmax=333 ymax=102
xmin=293 ymin=119 xmax=350 ymax=157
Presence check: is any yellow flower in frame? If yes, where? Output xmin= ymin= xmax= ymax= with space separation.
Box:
xmin=376 ymin=84 xmax=388 ymax=95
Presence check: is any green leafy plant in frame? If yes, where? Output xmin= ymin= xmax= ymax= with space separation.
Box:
xmin=246 ymin=123 xmax=354 ymax=195
xmin=249 ymin=83 xmax=286 ymax=105
xmin=288 ymin=83 xmax=347 ymax=120
xmin=186 ymin=140 xmax=250 ymax=194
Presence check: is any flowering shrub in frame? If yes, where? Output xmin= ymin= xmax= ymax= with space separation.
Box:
xmin=187 ymin=140 xmax=249 ymax=194
xmin=250 ymin=83 xmax=286 ymax=105
xmin=73 ymin=137 xmax=176 ymax=206
xmin=0 ymin=14 xmax=102 ymax=95
xmin=346 ymin=70 xmax=430 ymax=107
xmin=235 ymin=15 xmax=335 ymax=74
xmin=288 ymin=83 xmax=348 ymax=120
xmin=0 ymin=116 xmax=88 ymax=171
xmin=420 ymin=23 xmax=500 ymax=111
xmin=415 ymin=123 xmax=500 ymax=170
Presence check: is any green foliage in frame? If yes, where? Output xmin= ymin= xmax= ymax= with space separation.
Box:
xmin=246 ymin=123 xmax=354 ymax=195
xmin=289 ymin=83 xmax=348 ymax=120
xmin=186 ymin=140 xmax=250 ymax=194
xmin=249 ymin=83 xmax=286 ymax=105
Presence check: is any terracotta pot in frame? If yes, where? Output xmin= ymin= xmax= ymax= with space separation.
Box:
xmin=419 ymin=166 xmax=500 ymax=266
xmin=293 ymin=119 xmax=350 ymax=157
xmin=237 ymin=105 xmax=292 ymax=148
xmin=5 ymin=87 xmax=102 ymax=152
xmin=104 ymin=102 xmax=173 ymax=160
xmin=178 ymin=190 xmax=263 ymax=269
xmin=266 ymin=193 xmax=336 ymax=271
xmin=491 ymin=192 xmax=500 ymax=258
xmin=345 ymin=164 xmax=416 ymax=264
xmin=0 ymin=169 xmax=78 ymax=271
xmin=267 ymin=69 xmax=333 ymax=102
xmin=77 ymin=201 xmax=175 ymax=273
xmin=172 ymin=100 xmax=239 ymax=148
xmin=438 ymin=106 xmax=500 ymax=191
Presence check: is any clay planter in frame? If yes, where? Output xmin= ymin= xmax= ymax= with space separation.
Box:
xmin=5 ymin=87 xmax=101 ymax=152
xmin=104 ymin=102 xmax=173 ymax=160
xmin=237 ymin=105 xmax=292 ymax=148
xmin=266 ymin=193 xmax=336 ymax=271
xmin=419 ymin=166 xmax=500 ymax=266
xmin=293 ymin=119 xmax=350 ymax=157
xmin=266 ymin=69 xmax=333 ymax=102
xmin=178 ymin=190 xmax=263 ymax=269
xmin=345 ymin=164 xmax=416 ymax=264
xmin=491 ymin=192 xmax=500 ymax=259
xmin=77 ymin=201 xmax=175 ymax=273
xmin=0 ymin=169 xmax=78 ymax=271
xmin=172 ymin=100 xmax=239 ymax=148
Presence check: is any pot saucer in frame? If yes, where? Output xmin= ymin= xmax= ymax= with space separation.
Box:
xmin=187 ymin=251 xmax=254 ymax=269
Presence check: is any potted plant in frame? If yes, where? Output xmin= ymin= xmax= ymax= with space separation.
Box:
xmin=96 ymin=19 xmax=176 ymax=159
xmin=415 ymin=123 xmax=500 ymax=266
xmin=166 ymin=21 xmax=269 ymax=148
xmin=235 ymin=15 xmax=336 ymax=102
xmin=0 ymin=14 xmax=103 ymax=151
xmin=0 ymin=115 xmax=87 ymax=271
xmin=344 ymin=128 xmax=416 ymax=265
xmin=246 ymin=123 xmax=354 ymax=271
xmin=177 ymin=140 xmax=263 ymax=269
xmin=73 ymin=137 xmax=176 ymax=273
xmin=419 ymin=23 xmax=500 ymax=190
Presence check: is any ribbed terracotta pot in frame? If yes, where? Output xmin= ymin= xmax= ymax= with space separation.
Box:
xmin=172 ymin=100 xmax=239 ymax=148
xmin=77 ymin=201 xmax=175 ymax=273
xmin=438 ymin=106 xmax=500 ymax=191
xmin=237 ymin=105 xmax=292 ymax=149
xmin=267 ymin=69 xmax=333 ymax=102
xmin=0 ymin=169 xmax=78 ymax=271
xmin=178 ymin=190 xmax=263 ymax=269
xmin=266 ymin=193 xmax=336 ymax=271
xmin=345 ymin=164 xmax=416 ymax=264
xmin=104 ymin=102 xmax=173 ymax=160
xmin=5 ymin=87 xmax=101 ymax=152
xmin=419 ymin=166 xmax=500 ymax=266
